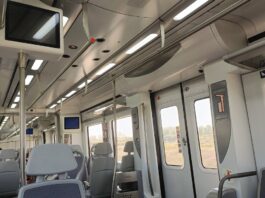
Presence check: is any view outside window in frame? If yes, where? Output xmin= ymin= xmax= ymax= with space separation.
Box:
xmin=88 ymin=123 xmax=103 ymax=150
xmin=194 ymin=98 xmax=217 ymax=169
xmin=64 ymin=134 xmax=72 ymax=145
xmin=116 ymin=116 xmax=133 ymax=162
xmin=160 ymin=106 xmax=184 ymax=166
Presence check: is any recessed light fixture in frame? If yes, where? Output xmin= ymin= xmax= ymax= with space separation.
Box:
xmin=25 ymin=75 xmax=34 ymax=86
xmin=96 ymin=63 xmax=116 ymax=76
xmin=14 ymin=96 xmax=20 ymax=103
xmin=63 ymin=54 xmax=70 ymax=58
xmin=94 ymin=105 xmax=112 ymax=113
xmin=11 ymin=103 xmax=17 ymax=109
xmin=31 ymin=59 xmax=44 ymax=71
xmin=63 ymin=16 xmax=69 ymax=27
xmin=173 ymin=0 xmax=209 ymax=21
xmin=96 ymin=38 xmax=105 ymax=43
xmin=126 ymin=33 xmax=158 ymax=54
xmin=69 ymin=45 xmax=78 ymax=49
xmin=102 ymin=50 xmax=110 ymax=53
xmin=65 ymin=90 xmax=77 ymax=98
xmin=49 ymin=104 xmax=57 ymax=109
xmin=78 ymin=79 xmax=92 ymax=89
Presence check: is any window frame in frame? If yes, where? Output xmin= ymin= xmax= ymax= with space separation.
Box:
xmin=194 ymin=97 xmax=217 ymax=170
xmin=159 ymin=105 xmax=185 ymax=168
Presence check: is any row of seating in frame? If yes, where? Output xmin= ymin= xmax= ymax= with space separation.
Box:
xmin=0 ymin=141 xmax=135 ymax=198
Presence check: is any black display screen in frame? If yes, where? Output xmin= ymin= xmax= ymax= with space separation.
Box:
xmin=64 ymin=117 xmax=80 ymax=130
xmin=5 ymin=1 xmax=60 ymax=48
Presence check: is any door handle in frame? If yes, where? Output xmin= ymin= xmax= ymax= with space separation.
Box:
xmin=182 ymin=138 xmax=187 ymax=146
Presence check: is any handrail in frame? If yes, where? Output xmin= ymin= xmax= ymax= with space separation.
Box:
xmin=218 ymin=171 xmax=257 ymax=198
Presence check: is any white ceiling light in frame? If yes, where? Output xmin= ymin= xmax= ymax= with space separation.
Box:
xmin=3 ymin=117 xmax=9 ymax=122
xmin=25 ymin=75 xmax=34 ymax=86
xmin=33 ymin=15 xmax=59 ymax=40
xmin=78 ymin=79 xmax=92 ymax=89
xmin=57 ymin=98 xmax=66 ymax=103
xmin=11 ymin=103 xmax=17 ymax=109
xmin=94 ymin=105 xmax=112 ymax=113
xmin=17 ymin=91 xmax=20 ymax=96
xmin=31 ymin=59 xmax=44 ymax=71
xmin=49 ymin=104 xmax=57 ymax=109
xmin=63 ymin=16 xmax=69 ymax=27
xmin=126 ymin=34 xmax=158 ymax=55
xmin=173 ymin=0 xmax=209 ymax=21
xmin=65 ymin=90 xmax=76 ymax=98
xmin=14 ymin=96 xmax=20 ymax=103
xmin=96 ymin=63 xmax=116 ymax=76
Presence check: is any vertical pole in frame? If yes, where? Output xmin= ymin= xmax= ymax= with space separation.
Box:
xmin=112 ymin=79 xmax=117 ymax=197
xmin=18 ymin=52 xmax=27 ymax=186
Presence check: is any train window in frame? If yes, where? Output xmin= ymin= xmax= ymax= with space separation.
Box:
xmin=116 ymin=116 xmax=133 ymax=162
xmin=88 ymin=123 xmax=103 ymax=150
xmin=194 ymin=98 xmax=217 ymax=169
xmin=160 ymin=106 xmax=184 ymax=167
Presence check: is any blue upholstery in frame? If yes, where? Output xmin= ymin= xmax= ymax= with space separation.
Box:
xmin=18 ymin=180 xmax=85 ymax=198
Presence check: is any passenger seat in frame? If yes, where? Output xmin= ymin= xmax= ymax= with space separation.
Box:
xmin=0 ymin=149 xmax=20 ymax=197
xmin=88 ymin=142 xmax=115 ymax=198
xmin=120 ymin=141 xmax=134 ymax=172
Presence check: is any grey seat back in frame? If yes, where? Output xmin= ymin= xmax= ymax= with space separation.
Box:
xmin=18 ymin=144 xmax=86 ymax=198
xmin=90 ymin=142 xmax=115 ymax=198
xmin=0 ymin=149 xmax=20 ymax=197
xmin=68 ymin=145 xmax=88 ymax=181
xmin=120 ymin=141 xmax=134 ymax=172
xmin=0 ymin=161 xmax=20 ymax=197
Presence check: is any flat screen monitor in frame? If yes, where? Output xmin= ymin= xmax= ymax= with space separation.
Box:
xmin=5 ymin=1 xmax=60 ymax=48
xmin=64 ymin=117 xmax=80 ymax=130
xmin=26 ymin=128 xmax=33 ymax=135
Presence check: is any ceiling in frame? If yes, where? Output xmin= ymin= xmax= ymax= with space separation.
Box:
xmin=1 ymin=0 xmax=265 ymax=138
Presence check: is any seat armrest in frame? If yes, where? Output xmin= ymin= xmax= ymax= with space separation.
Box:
xmin=83 ymin=181 xmax=90 ymax=190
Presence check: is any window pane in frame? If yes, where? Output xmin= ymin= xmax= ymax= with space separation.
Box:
xmin=160 ymin=106 xmax=184 ymax=166
xmin=88 ymin=123 xmax=103 ymax=150
xmin=116 ymin=117 xmax=133 ymax=162
xmin=195 ymin=98 xmax=217 ymax=169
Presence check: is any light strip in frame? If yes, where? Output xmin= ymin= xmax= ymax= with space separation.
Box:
xmin=49 ymin=104 xmax=57 ymax=109
xmin=31 ymin=59 xmax=44 ymax=71
xmin=126 ymin=34 xmax=158 ymax=55
xmin=57 ymin=98 xmax=66 ymax=104
xmin=94 ymin=105 xmax=112 ymax=113
xmin=173 ymin=0 xmax=209 ymax=21
xmin=65 ymin=90 xmax=76 ymax=98
xmin=14 ymin=96 xmax=20 ymax=103
xmin=78 ymin=79 xmax=93 ymax=89
xmin=25 ymin=75 xmax=34 ymax=86
xmin=63 ymin=16 xmax=69 ymax=27
xmin=96 ymin=63 xmax=116 ymax=76
xmin=11 ymin=103 xmax=17 ymax=109
xmin=33 ymin=14 xmax=59 ymax=40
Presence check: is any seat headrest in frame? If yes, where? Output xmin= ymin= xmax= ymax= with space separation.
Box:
xmin=94 ymin=142 xmax=112 ymax=156
xmin=26 ymin=144 xmax=77 ymax=176
xmin=0 ymin=149 xmax=18 ymax=160
xmin=124 ymin=141 xmax=134 ymax=153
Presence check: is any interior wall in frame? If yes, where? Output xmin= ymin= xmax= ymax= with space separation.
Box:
xmin=243 ymin=69 xmax=265 ymax=177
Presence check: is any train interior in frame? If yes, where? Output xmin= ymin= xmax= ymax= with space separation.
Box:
xmin=1 ymin=0 xmax=265 ymax=197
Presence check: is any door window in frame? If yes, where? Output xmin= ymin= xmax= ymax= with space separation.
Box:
xmin=194 ymin=98 xmax=217 ymax=169
xmin=88 ymin=123 xmax=103 ymax=150
xmin=116 ymin=116 xmax=133 ymax=162
xmin=160 ymin=106 xmax=184 ymax=167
